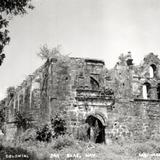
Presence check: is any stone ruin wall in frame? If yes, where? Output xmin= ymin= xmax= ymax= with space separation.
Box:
xmin=105 ymin=53 xmax=160 ymax=142
xmin=1 ymin=53 xmax=160 ymax=142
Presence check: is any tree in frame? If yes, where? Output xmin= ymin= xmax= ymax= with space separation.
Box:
xmin=37 ymin=45 xmax=72 ymax=97
xmin=0 ymin=0 xmax=34 ymax=65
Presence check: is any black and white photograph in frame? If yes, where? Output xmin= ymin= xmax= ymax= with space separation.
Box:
xmin=1 ymin=0 xmax=160 ymax=159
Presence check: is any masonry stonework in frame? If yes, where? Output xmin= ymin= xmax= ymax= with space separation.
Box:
xmin=1 ymin=52 xmax=160 ymax=143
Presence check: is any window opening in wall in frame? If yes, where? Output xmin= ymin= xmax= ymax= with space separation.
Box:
xmin=143 ymin=82 xmax=151 ymax=99
xmin=90 ymin=77 xmax=99 ymax=90
xmin=149 ymin=64 xmax=156 ymax=78
xmin=157 ymin=83 xmax=160 ymax=99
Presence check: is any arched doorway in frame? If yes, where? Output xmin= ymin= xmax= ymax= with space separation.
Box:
xmin=86 ymin=115 xmax=105 ymax=143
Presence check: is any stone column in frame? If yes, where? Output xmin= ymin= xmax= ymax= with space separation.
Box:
xmin=13 ymin=97 xmax=16 ymax=109
xmin=29 ymin=86 xmax=32 ymax=109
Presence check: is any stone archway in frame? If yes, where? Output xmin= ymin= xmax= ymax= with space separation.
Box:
xmin=86 ymin=115 xmax=105 ymax=143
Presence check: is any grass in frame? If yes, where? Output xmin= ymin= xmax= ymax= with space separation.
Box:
xmin=1 ymin=136 xmax=160 ymax=160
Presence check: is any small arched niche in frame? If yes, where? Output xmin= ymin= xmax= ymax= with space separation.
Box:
xmin=149 ymin=64 xmax=157 ymax=78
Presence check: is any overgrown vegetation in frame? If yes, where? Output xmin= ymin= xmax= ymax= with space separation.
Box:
xmin=0 ymin=108 xmax=5 ymax=131
xmin=3 ymin=109 xmax=160 ymax=160
xmin=35 ymin=112 xmax=69 ymax=142
xmin=2 ymin=46 xmax=160 ymax=159
xmin=15 ymin=111 xmax=34 ymax=131
xmin=2 ymin=134 xmax=160 ymax=160
xmin=36 ymin=124 xmax=53 ymax=143
xmin=51 ymin=113 xmax=68 ymax=138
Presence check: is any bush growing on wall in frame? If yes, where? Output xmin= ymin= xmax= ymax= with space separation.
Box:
xmin=35 ymin=112 xmax=69 ymax=142
xmin=36 ymin=124 xmax=53 ymax=142
xmin=15 ymin=111 xmax=33 ymax=131
xmin=16 ymin=111 xmax=69 ymax=143
xmin=51 ymin=112 xmax=68 ymax=138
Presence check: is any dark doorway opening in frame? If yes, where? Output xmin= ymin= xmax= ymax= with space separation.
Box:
xmin=86 ymin=115 xmax=105 ymax=143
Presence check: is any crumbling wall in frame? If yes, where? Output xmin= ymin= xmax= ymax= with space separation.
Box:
xmin=105 ymin=52 xmax=160 ymax=142
xmin=2 ymin=52 xmax=160 ymax=143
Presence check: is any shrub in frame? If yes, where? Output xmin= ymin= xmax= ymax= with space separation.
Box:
xmin=145 ymin=140 xmax=160 ymax=154
xmin=52 ymin=134 xmax=75 ymax=150
xmin=36 ymin=124 xmax=53 ymax=142
xmin=15 ymin=111 xmax=34 ymax=131
xmin=151 ymin=133 xmax=160 ymax=142
xmin=126 ymin=142 xmax=154 ymax=156
xmin=18 ymin=128 xmax=37 ymax=143
xmin=51 ymin=113 xmax=67 ymax=138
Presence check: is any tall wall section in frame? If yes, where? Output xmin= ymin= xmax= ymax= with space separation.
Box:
xmin=104 ymin=53 xmax=160 ymax=142
xmin=2 ymin=52 xmax=160 ymax=142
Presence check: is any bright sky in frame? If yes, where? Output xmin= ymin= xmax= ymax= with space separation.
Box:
xmin=0 ymin=0 xmax=160 ymax=99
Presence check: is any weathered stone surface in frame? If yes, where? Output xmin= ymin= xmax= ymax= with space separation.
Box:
xmin=2 ymin=52 xmax=160 ymax=143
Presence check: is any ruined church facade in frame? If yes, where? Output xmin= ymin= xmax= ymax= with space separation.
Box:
xmin=1 ymin=52 xmax=160 ymax=143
